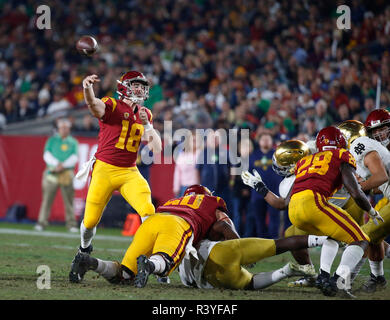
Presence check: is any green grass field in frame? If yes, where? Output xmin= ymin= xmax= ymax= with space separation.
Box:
xmin=0 ymin=222 xmax=389 ymax=301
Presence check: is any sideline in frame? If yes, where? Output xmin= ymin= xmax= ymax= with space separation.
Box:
xmin=0 ymin=227 xmax=131 ymax=242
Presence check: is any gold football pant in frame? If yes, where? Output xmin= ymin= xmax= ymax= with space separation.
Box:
xmin=284 ymin=196 xmax=366 ymax=238
xmin=203 ymin=238 xmax=276 ymax=290
xmin=289 ymin=190 xmax=369 ymax=244
xmin=121 ymin=213 xmax=192 ymax=275
xmin=362 ymin=200 xmax=390 ymax=244
xmin=342 ymin=197 xmax=365 ymax=226
xmin=83 ymin=159 xmax=155 ymax=229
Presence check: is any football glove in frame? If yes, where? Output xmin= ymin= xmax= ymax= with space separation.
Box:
xmin=241 ymin=169 xmax=269 ymax=197
xmin=368 ymin=207 xmax=384 ymax=225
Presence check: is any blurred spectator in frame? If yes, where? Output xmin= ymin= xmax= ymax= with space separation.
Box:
xmin=196 ymin=130 xmax=232 ymax=213
xmin=244 ymin=132 xmax=283 ymax=239
xmin=314 ymin=99 xmax=334 ymax=130
xmin=35 ymin=118 xmax=79 ymax=232
xmin=73 ymin=114 xmax=99 ymax=136
xmin=46 ymin=92 xmax=72 ymax=116
xmin=230 ymin=137 xmax=253 ymax=236
xmin=173 ymin=131 xmax=201 ymax=197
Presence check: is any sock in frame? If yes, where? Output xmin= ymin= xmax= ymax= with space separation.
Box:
xmin=252 ymin=263 xmax=290 ymax=289
xmin=80 ymin=220 xmax=96 ymax=249
xmin=351 ymin=257 xmax=367 ymax=281
xmin=320 ymin=238 xmax=339 ymax=274
xmin=149 ymin=255 xmax=166 ymax=274
xmin=369 ymin=259 xmax=384 ymax=277
xmin=335 ymin=245 xmax=364 ymax=279
xmin=95 ymin=259 xmax=120 ymax=279
xmin=308 ymin=235 xmax=327 ymax=247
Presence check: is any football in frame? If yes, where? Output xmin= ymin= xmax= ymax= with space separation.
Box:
xmin=76 ymin=35 xmax=99 ymax=56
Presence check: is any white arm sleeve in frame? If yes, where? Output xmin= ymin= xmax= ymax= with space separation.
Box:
xmin=62 ymin=154 xmax=78 ymax=168
xmin=279 ymin=175 xmax=295 ymax=198
xmin=43 ymin=151 xmax=59 ymax=167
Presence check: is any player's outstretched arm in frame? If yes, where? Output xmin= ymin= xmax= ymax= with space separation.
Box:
xmin=360 ymin=151 xmax=389 ymax=191
xmin=83 ymin=74 xmax=106 ymax=119
xmin=140 ymin=107 xmax=162 ymax=153
xmin=241 ymin=170 xmax=288 ymax=210
xmin=341 ymin=162 xmax=384 ymax=225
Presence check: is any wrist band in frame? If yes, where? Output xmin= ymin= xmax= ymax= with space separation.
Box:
xmin=255 ymin=181 xmax=269 ymax=197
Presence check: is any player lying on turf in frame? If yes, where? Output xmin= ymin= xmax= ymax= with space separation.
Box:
xmin=70 ymin=184 xmax=233 ymax=287
xmin=177 ymin=230 xmax=325 ymax=290
xmin=243 ymin=126 xmax=383 ymax=298
xmin=70 ymin=184 xmax=326 ymax=290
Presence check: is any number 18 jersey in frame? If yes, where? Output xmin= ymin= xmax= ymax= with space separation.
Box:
xmin=291 ymin=148 xmax=356 ymax=198
xmin=94 ymin=97 xmax=152 ymax=167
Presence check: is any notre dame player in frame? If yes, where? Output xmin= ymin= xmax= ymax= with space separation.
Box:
xmin=243 ymin=127 xmax=383 ymax=297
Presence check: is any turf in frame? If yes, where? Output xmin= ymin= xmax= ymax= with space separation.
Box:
xmin=0 ymin=222 xmax=389 ymax=301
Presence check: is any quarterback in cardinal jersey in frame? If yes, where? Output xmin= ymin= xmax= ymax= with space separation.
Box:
xmin=69 ymin=71 xmax=162 ymax=283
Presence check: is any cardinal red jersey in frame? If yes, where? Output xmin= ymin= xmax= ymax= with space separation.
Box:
xmin=94 ymin=97 xmax=152 ymax=167
xmin=291 ymin=148 xmax=356 ymax=198
xmin=157 ymin=195 xmax=228 ymax=245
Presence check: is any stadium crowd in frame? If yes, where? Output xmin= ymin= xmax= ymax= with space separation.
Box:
xmin=1 ymin=0 xmax=390 ymax=237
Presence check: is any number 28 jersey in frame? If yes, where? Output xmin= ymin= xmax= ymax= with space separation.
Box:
xmin=291 ymin=148 xmax=356 ymax=198
xmin=94 ymin=97 xmax=152 ymax=167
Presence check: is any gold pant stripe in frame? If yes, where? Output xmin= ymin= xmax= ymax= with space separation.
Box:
xmin=316 ymin=193 xmax=369 ymax=242
xmin=171 ymin=227 xmax=192 ymax=264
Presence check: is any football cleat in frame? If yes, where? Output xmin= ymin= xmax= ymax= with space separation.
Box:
xmin=69 ymin=245 xmax=93 ymax=283
xmin=134 ymin=255 xmax=155 ymax=288
xmin=320 ymin=274 xmax=356 ymax=298
xmin=287 ymin=276 xmax=316 ymax=288
xmin=360 ymin=273 xmax=387 ymax=293
xmin=156 ymin=275 xmax=171 ymax=284
xmin=288 ymin=262 xmax=317 ymax=277
xmin=315 ymin=269 xmax=330 ymax=290
xmin=320 ymin=275 xmax=338 ymax=297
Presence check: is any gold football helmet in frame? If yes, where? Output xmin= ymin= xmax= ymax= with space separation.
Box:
xmin=272 ymin=140 xmax=310 ymax=176
xmin=337 ymin=120 xmax=367 ymax=148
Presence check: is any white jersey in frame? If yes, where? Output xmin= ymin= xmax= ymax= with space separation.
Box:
xmin=279 ymin=175 xmax=295 ymax=198
xmin=178 ymin=239 xmax=219 ymax=289
xmin=350 ymin=136 xmax=390 ymax=199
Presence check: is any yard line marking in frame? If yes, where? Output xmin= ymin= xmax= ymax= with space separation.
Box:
xmin=0 ymin=228 xmax=132 ymax=242
xmin=4 ymin=242 xmax=126 ymax=253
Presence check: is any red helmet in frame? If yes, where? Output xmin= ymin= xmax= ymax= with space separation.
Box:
xmin=116 ymin=71 xmax=149 ymax=103
xmin=364 ymin=108 xmax=390 ymax=146
xmin=316 ymin=126 xmax=347 ymax=152
xmin=183 ymin=184 xmax=212 ymax=196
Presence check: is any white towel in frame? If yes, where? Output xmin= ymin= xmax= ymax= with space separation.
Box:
xmin=75 ymin=155 xmax=96 ymax=183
